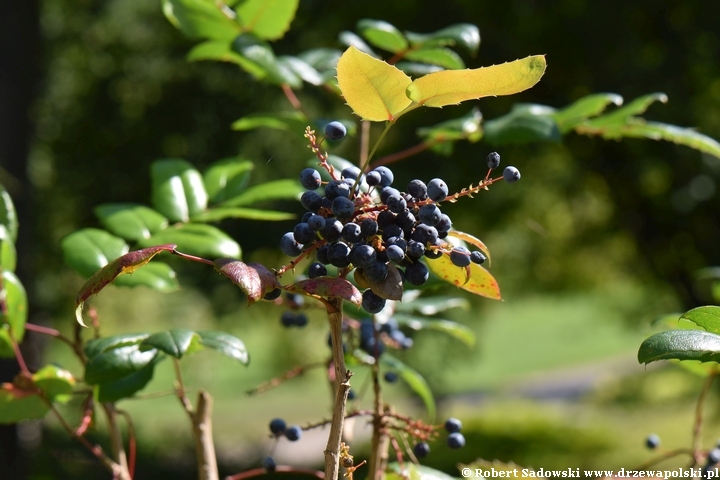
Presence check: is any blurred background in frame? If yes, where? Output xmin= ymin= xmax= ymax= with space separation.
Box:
xmin=3 ymin=0 xmax=720 ymax=478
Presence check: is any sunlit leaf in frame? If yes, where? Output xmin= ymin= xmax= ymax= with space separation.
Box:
xmin=336 ymin=46 xmax=412 ymax=122
xmin=0 ymin=272 xmax=27 ymax=358
xmin=231 ymin=112 xmax=308 ymax=134
xmin=0 ymin=226 xmax=17 ymax=272
xmin=681 ymin=306 xmax=720 ymax=335
xmin=581 ymin=92 xmax=668 ymax=128
xmin=140 ymin=223 xmax=241 ymax=259
xmin=426 ymin=254 xmax=501 ymax=300
xmin=203 ymin=158 xmax=254 ymax=204
xmin=447 ymin=230 xmax=491 ymax=263
xmin=196 ymin=330 xmax=249 ymax=365
xmin=0 ymin=383 xmax=49 ymax=423
xmin=186 ymin=40 xmax=266 ymax=78
xmin=289 ymin=278 xmax=363 ymax=306
xmin=235 ymin=0 xmax=299 ymax=40
xmin=380 ymin=353 xmax=435 ymax=420
xmin=394 ymin=314 xmax=476 ymax=347
xmin=193 ymin=207 xmax=295 ymax=222
xmin=483 ymin=104 xmax=560 ymax=145
xmin=405 ymin=23 xmax=481 ymax=53
xmin=140 ymin=329 xmax=200 ymax=359
xmin=113 ymin=262 xmax=179 ymax=292
xmin=338 ymin=31 xmax=378 ymax=57
xmin=405 ymin=47 xmax=464 ymax=70
xmin=231 ymin=34 xmax=301 ymax=87
xmin=162 ymin=0 xmax=240 ymax=41
xmin=85 ymin=344 xmax=159 ymax=385
xmin=85 ymin=333 xmax=150 ymax=360
xmin=357 ymin=19 xmax=408 ymax=53
xmin=0 ymin=184 xmax=18 ymax=243
xmin=95 ymin=203 xmax=169 ymax=241
xmin=151 ymin=159 xmax=209 ymax=223
xmin=33 ymin=365 xmax=76 ymax=402
xmin=278 ymin=56 xmax=324 ymax=86
xmin=406 ymin=55 xmax=546 ymax=108
xmin=552 ymin=93 xmax=623 ymax=133
xmin=61 ymin=229 xmax=129 ymax=278
xmin=417 ymin=108 xmax=483 ymax=144
xmin=219 ymin=179 xmax=303 ymax=207
xmin=214 ymin=259 xmax=278 ymax=304
xmin=638 ymin=330 xmax=720 ymax=364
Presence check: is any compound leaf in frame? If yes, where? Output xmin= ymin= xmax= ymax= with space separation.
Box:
xmin=235 ymin=0 xmax=299 ymax=40
xmin=638 ymin=330 xmax=720 ymax=364
xmin=214 ymin=259 xmax=277 ymax=304
xmin=95 ymin=203 xmax=169 ymax=241
xmin=357 ymin=19 xmax=408 ymax=53
xmin=151 ymin=159 xmax=209 ymax=223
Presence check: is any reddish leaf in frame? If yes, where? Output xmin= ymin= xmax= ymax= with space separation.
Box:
xmin=214 ymin=259 xmax=278 ymax=304
xmin=75 ymin=244 xmax=176 ymax=326
xmin=291 ymin=278 xmax=362 ymax=306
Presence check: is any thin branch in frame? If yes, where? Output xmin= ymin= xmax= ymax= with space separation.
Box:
xmin=25 ymin=322 xmax=86 ymax=363
xmin=7 ymin=328 xmax=30 ymax=375
xmin=371 ymin=141 xmax=433 ymax=169
xmin=692 ymin=372 xmax=717 ymax=463
xmin=172 ymin=249 xmax=215 ymax=266
xmin=247 ymin=361 xmax=327 ymax=395
xmin=101 ymin=403 xmax=130 ymax=479
xmin=360 ymin=121 xmax=371 ymax=168
xmin=631 ymin=447 xmax=694 ymax=470
xmin=368 ymin=317 xmax=389 ymax=480
xmin=117 ymin=410 xmax=137 ymax=480
xmin=192 ymin=391 xmax=220 ymax=480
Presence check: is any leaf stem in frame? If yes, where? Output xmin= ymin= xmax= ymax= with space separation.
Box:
xmin=360 ymin=122 xmax=394 ymax=174
xmin=172 ymin=249 xmax=215 ymax=266
xmin=692 ymin=371 xmax=716 ymax=463
xmin=25 ymin=322 xmax=86 ymax=363
xmin=371 ymin=140 xmax=434 ymax=169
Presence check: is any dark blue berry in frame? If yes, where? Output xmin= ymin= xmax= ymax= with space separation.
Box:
xmin=381 ymin=224 xmax=404 ymax=242
xmin=470 ymin=251 xmax=486 ymax=264
xmin=450 ymin=247 xmax=471 ymax=267
xmin=386 ymin=194 xmax=407 ymax=213
xmin=645 ymin=434 xmax=660 ymax=449
xmin=342 ymin=222 xmax=362 ymax=243
xmin=380 ymin=187 xmax=400 ymax=205
xmin=366 ymin=171 xmax=381 ymax=186
xmin=384 ymin=371 xmax=398 ymax=383
xmin=407 ymin=241 xmax=425 ymax=259
xmin=263 ymin=456 xmax=277 ymax=472
xmin=269 ymin=418 xmax=287 ymax=435
xmin=308 ymin=262 xmax=327 ymax=278
xmin=396 ymin=210 xmax=416 ymax=231
xmin=418 ymin=204 xmax=441 ymax=226
xmin=361 ymin=218 xmax=378 ymax=238
xmin=487 ymin=152 xmax=501 ymax=169
xmin=307 ymin=214 xmax=325 ymax=231
xmin=320 ymin=218 xmax=343 ymax=242
xmin=362 ymin=289 xmax=386 ymax=314
xmin=404 ymin=261 xmax=429 ymax=285
xmin=445 ymin=418 xmax=462 ymax=433
xmin=352 ymin=244 xmax=376 ymax=267
xmin=285 ymin=425 xmax=302 ymax=441
xmin=364 ymin=261 xmax=388 ymax=283
xmin=300 ymin=168 xmax=322 ymax=190
xmin=316 ymin=245 xmax=330 ymax=264
xmin=377 ymin=210 xmax=396 ymax=229
xmin=379 ymin=317 xmax=398 ymax=334
xmin=424 ymin=248 xmax=442 ymax=259
xmin=325 ymin=180 xmax=351 ymax=200
xmin=281 ymin=311 xmax=295 ymax=327
xmin=413 ymin=442 xmax=430 ymax=458
xmin=503 ymin=166 xmax=521 ymax=183
xmin=386 ymin=245 xmax=405 ymax=263
xmin=407 ymin=179 xmax=427 ymax=200
xmin=412 ymin=224 xmax=438 ymax=245
xmin=427 ymin=178 xmax=449 ymax=202
xmin=328 ymin=242 xmax=351 ymax=267
xmin=263 ymin=288 xmax=281 ymax=300
xmin=293 ymin=223 xmax=316 ymax=244
xmin=436 ymin=214 xmax=452 ymax=233
xmin=342 ymin=166 xmax=361 ymax=179
xmin=347 ymin=389 xmax=356 ymax=400
xmin=280 ymin=232 xmax=303 ymax=257
xmin=293 ymin=313 xmax=308 ymax=327
xmin=708 ymin=448 xmax=720 ymax=465
xmin=332 ymin=196 xmax=355 ymax=219
xmin=325 ymin=121 xmax=347 ymax=140
xmin=371 ymin=166 xmax=394 ymax=187
xmin=301 ymin=190 xmax=323 ymax=211
xmin=447 ymin=432 xmax=465 ymax=449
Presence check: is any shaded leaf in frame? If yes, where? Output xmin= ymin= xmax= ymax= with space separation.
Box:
xmin=336 ymin=46 xmax=412 ymax=122
xmin=297 ymin=48 xmax=342 ymax=84
xmin=85 ymin=333 xmax=150 ymax=360
xmin=0 ymin=271 xmax=29 ymax=358
xmin=290 ymin=278 xmax=362 ymax=306
xmin=447 ymin=230 xmax=491 ymax=264
xmin=405 ymin=23 xmax=481 ymax=53
xmin=194 ymin=207 xmax=295 ymax=222
xmin=85 ymin=345 xmax=159 ymax=385
xmin=484 ymin=104 xmax=560 ymax=145
xmin=394 ymin=314 xmax=476 ymax=347
xmin=338 ymin=31 xmax=378 ymax=57
xmin=33 ymin=365 xmax=76 ymax=402
xmin=581 ymin=92 xmax=667 ymax=128
xmin=203 ymin=158 xmax=254 ymax=204
xmin=417 ymin=108 xmax=483 ymax=143
xmin=96 ymin=353 xmax=164 ymax=402
xmin=61 ymin=229 xmax=128 ymax=278
xmin=405 ymin=47 xmax=464 ymax=70
xmin=140 ymin=223 xmax=241 ymax=259
xmin=231 ymin=112 xmax=308 ymax=134
xmin=380 ymin=353 xmax=435 ymax=420
xmin=162 ymin=0 xmax=240 ymax=41
xmin=231 ymin=34 xmax=301 ymax=88
xmin=362 ymin=263 xmax=403 ymax=301
xmin=214 ymin=259 xmax=277 ymax=303
xmin=0 ymin=225 xmax=17 ymax=272
xmin=141 ymin=329 xmax=199 ymax=359
xmin=357 ymin=19 xmax=408 ymax=53
xmin=638 ymin=330 xmax=720 ymax=364
xmin=681 ymin=306 xmax=720 ymax=335
xmin=426 ymin=254 xmax=501 ymax=300
xmin=235 ymin=0 xmax=299 ymax=40
xmin=151 ymin=159 xmax=209 ymax=223
xmin=406 ymin=55 xmax=546 ymax=108
xmin=186 ymin=40 xmax=266 ymax=78
xmin=219 ymin=178 xmax=303 ymax=207
xmin=95 ymin=203 xmax=169 ymax=241
xmin=0 ymin=383 xmax=49 ymax=423
xmin=197 ymin=330 xmax=249 ymax=365
xmin=113 ymin=262 xmax=179 ymax=292
xmin=0 ymin=184 xmax=18 ymax=242
xmin=552 ymin=93 xmax=623 ymax=133
xmin=278 ymin=56 xmax=324 ymax=86
xmin=74 ymin=245 xmax=176 ymax=326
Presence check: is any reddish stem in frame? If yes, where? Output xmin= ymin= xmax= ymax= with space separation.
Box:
xmin=371 ymin=141 xmax=433 ymax=169
xmin=172 ymin=249 xmax=215 ymax=266
xmin=282 ymin=83 xmax=303 ymax=111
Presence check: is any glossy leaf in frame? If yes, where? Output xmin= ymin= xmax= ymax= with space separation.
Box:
xmin=681 ymin=306 xmax=720 ymax=335
xmin=75 ymin=245 xmax=176 ymax=326
xmin=141 ymin=329 xmax=200 ymax=359
xmin=380 ymin=353 xmax=435 ymax=421
xmin=278 ymin=56 xmax=324 ymax=86
xmin=417 ymin=108 xmax=483 ymax=143
xmin=95 ymin=203 xmax=169 ymax=241
xmin=193 ymin=207 xmax=295 ymax=222
xmin=85 ymin=344 xmax=159 ymax=385
xmin=447 ymin=230 xmax=491 ymax=263
xmin=581 ymin=92 xmax=668 ymax=128
xmin=552 ymin=93 xmax=623 ymax=133
xmin=96 ymin=353 xmax=164 ymax=402
xmin=85 ymin=333 xmax=150 ymax=360
xmin=231 ymin=34 xmax=301 ymax=88
xmin=151 ymin=159 xmax=209 ymax=223
xmin=483 ymin=104 xmax=560 ymax=145
xmin=162 ymin=0 xmax=240 ymax=41
xmin=0 ymin=383 xmax=49 ymax=423
xmin=196 ymin=330 xmax=249 ymax=365
xmin=235 ymin=0 xmax=299 ymax=40
xmin=219 ymin=179 xmax=303 ymax=207
xmin=203 ymin=159 xmax=254 ymax=204
xmin=0 ymin=184 xmax=18 ymax=242
xmin=405 ymin=23 xmax=481 ymax=53
xmin=0 ymin=226 xmax=17 ymax=272
xmin=290 ymin=277 xmax=363 ymax=306
xmin=61 ymin=229 xmax=128 ymax=278
xmin=406 ymin=55 xmax=547 ymax=108
xmin=186 ymin=41 xmax=266 ymax=78
xmin=231 ymin=112 xmax=308 ymax=134
xmin=338 ymin=31 xmax=378 ymax=57
xmin=113 ymin=261 xmax=179 ymax=292
xmin=357 ymin=19 xmax=408 ymax=53
xmin=214 ymin=259 xmax=277 ymax=303
xmin=336 ymin=46 xmax=412 ymax=122
xmin=33 ymin=364 xmax=76 ymax=402
xmin=638 ymin=330 xmax=720 ymax=364
xmin=140 ymin=223 xmax=241 ymax=259
xmin=297 ymin=48 xmax=342 ymax=83
xmin=0 ymin=272 xmax=27 ymax=358
xmin=426 ymin=254 xmax=501 ymax=300
xmin=387 ymin=463 xmax=456 ymax=480
xmin=405 ymin=47 xmax=465 ymax=70
xmin=394 ymin=314 xmax=476 ymax=347
xmin=394 ymin=295 xmax=469 ymax=315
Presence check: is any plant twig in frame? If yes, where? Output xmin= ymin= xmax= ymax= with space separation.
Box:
xmin=692 ymin=372 xmax=717 ymax=463
xmin=225 ymin=465 xmax=325 ymax=480
xmin=25 ymin=322 xmax=86 ymax=363
xmin=117 ymin=410 xmax=137 ymax=479
xmin=101 ymin=403 xmax=132 ymax=480
xmin=247 ymin=361 xmax=326 ymax=395
xmin=371 ymin=141 xmax=433 ymax=169
xmin=368 ymin=318 xmax=389 ymax=480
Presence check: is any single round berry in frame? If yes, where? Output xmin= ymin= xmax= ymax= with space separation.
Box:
xmin=307 ymin=214 xmax=325 ymax=231
xmin=281 ymin=311 xmax=296 ymax=327
xmin=332 ymin=196 xmax=355 ymax=219
xmin=300 ymin=168 xmax=322 ymax=190
xmin=427 ymin=178 xmax=449 ymax=202
xmin=263 ymin=288 xmax=281 ymax=301
xmin=503 ymin=166 xmax=521 ymax=183
xmin=450 ymin=247 xmax=471 ymax=267
xmin=486 ymin=151 xmax=501 ymax=170
xmin=412 ymin=224 xmax=438 ymax=245
xmin=445 ymin=418 xmax=462 ymax=433
xmin=362 ymin=289 xmax=386 ymax=314
xmin=380 ymin=187 xmax=400 ymax=205
xmin=386 ymin=245 xmax=405 ymax=263
xmin=308 ymin=262 xmax=327 ymax=278
xmin=371 ymin=166 xmax=394 ymax=187
xmin=325 ymin=179 xmax=351 ymax=200
xmin=285 ymin=425 xmax=302 ymax=442
xmin=328 ymin=242 xmax=351 ymax=267
xmin=386 ymin=194 xmax=407 ymax=213
xmin=347 ymin=389 xmax=356 ymax=400
xmin=708 ymin=448 xmax=720 ymax=465
xmin=269 ymin=418 xmax=287 ymax=435
xmin=280 ymin=232 xmax=303 ymax=257
xmin=300 ymin=190 xmax=323 ymax=211
xmin=316 ymin=245 xmax=330 ymax=265
xmin=361 ymin=218 xmax=379 ymax=238
xmin=436 ymin=214 xmax=452 ymax=233
xmin=377 ymin=210 xmax=396 ymax=229
xmin=396 ymin=210 xmax=416 ymax=231
xmin=413 ymin=442 xmax=430 ymax=458
xmin=404 ymin=261 xmax=429 ymax=286
xmin=407 ymin=179 xmax=427 ymax=200
xmin=447 ymin=432 xmax=466 ymax=449
xmin=381 ymin=224 xmax=404 ymax=243
xmin=293 ymin=222 xmax=316 ymax=244
xmin=342 ymin=223 xmax=363 ymax=243
xmin=645 ymin=433 xmax=660 ymax=450
xmin=407 ymin=241 xmax=425 ymax=259
xmin=263 ymin=456 xmax=277 ymax=472
xmin=418 ymin=204 xmax=441 ymax=226
xmin=384 ymin=371 xmax=399 ymax=383
xmin=470 ymin=251 xmax=486 ymax=264
xmin=342 ymin=166 xmax=361 ymax=180
xmin=320 ymin=218 xmax=343 ymax=242
xmin=352 ymin=244 xmax=377 ymax=267
xmin=364 ymin=261 xmax=389 ymax=283
xmin=293 ymin=313 xmax=308 ymax=327
xmin=325 ymin=121 xmax=347 ymax=140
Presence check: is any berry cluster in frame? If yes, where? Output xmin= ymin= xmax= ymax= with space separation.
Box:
xmin=262 ymin=418 xmax=303 ymax=471
xmin=280 ymin=125 xmax=518 ymax=315
xmin=413 ymin=417 xmax=466 ymax=458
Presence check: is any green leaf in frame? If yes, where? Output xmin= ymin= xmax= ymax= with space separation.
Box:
xmin=235 ymin=0 xmax=299 ymax=40
xmin=357 ymin=19 xmax=408 ymax=54
xmin=231 ymin=112 xmax=308 ymax=134
xmin=140 ymin=223 xmax=241 ymax=259
xmin=387 ymin=463 xmax=457 ymax=480
xmin=484 ymin=104 xmax=560 ymax=145
xmin=214 ymin=259 xmax=277 ymax=304
xmin=203 ymin=158 xmax=254 ymax=204
xmin=61 ymin=229 xmax=128 ymax=278
xmin=85 ymin=344 xmax=159 ymax=385
xmin=552 ymin=93 xmax=623 ymax=133
xmin=0 ymin=226 xmax=17 ymax=272
xmin=0 ymin=384 xmax=49 ymax=423
xmin=193 ymin=207 xmax=295 ymax=222
xmin=597 ymin=121 xmax=720 ymax=159
xmin=336 ymin=46 xmax=412 ymax=122
xmin=197 ymin=330 xmax=249 ymax=365
xmin=95 ymin=203 xmax=169 ymax=241
xmin=162 ymin=0 xmax=241 ymax=41
xmin=638 ymin=330 xmax=720 ymax=364
xmin=404 ymin=47 xmax=465 ymax=70
xmin=405 ymin=23 xmax=481 ymax=53
xmin=85 ymin=333 xmax=150 ymax=360
xmin=681 ymin=306 xmax=720 ymax=335
xmin=140 ymin=329 xmax=200 ymax=359
xmin=393 ymin=314 xmax=476 ymax=347
xmin=96 ymin=353 xmax=164 ymax=402
xmin=231 ymin=34 xmax=301 ymax=88
xmin=0 ymin=271 xmax=28 ymax=358
xmin=219 ymin=178 xmax=303 ymax=207
xmin=151 ymin=159 xmax=209 ymax=223
xmin=33 ymin=365 xmax=76 ymax=402
xmin=380 ymin=353 xmax=435 ymax=421
xmin=417 ymin=108 xmax=483 ymax=143
xmin=113 ymin=261 xmax=179 ymax=292
xmin=338 ymin=31 xmax=378 ymax=57
xmin=394 ymin=295 xmax=470 ymax=315
xmin=186 ymin=41 xmax=266 ymax=78
xmin=0 ymin=184 xmax=18 ymax=242
xmin=581 ymin=92 xmax=668 ymax=129
xmin=297 ymin=48 xmax=342 ymax=83
xmin=278 ymin=56 xmax=324 ymax=86
xmin=406 ymin=55 xmax=546 ymax=108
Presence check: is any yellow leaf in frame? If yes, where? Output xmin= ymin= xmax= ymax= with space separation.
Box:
xmin=406 ymin=55 xmax=546 ymax=108
xmin=336 ymin=46 xmax=413 ymax=122
xmin=426 ymin=254 xmax=501 ymax=300
xmin=447 ymin=230 xmax=491 ymax=264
